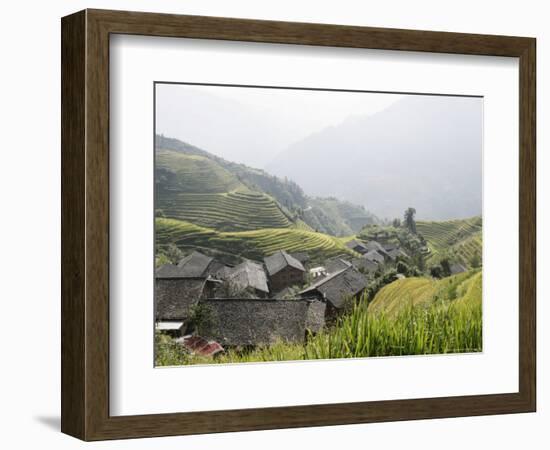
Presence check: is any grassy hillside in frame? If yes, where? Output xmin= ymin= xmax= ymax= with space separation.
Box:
xmin=156 ymin=149 xmax=291 ymax=231
xmin=305 ymin=197 xmax=377 ymax=236
xmin=156 ymin=149 xmax=242 ymax=193
xmin=155 ymin=135 xmax=378 ymax=236
xmin=368 ymin=269 xmax=482 ymax=316
xmin=416 ymin=217 xmax=482 ymax=266
xmin=156 ymin=217 xmax=355 ymax=263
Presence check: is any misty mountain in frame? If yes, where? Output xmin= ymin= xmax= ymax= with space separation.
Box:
xmin=266 ymin=95 xmax=482 ymax=221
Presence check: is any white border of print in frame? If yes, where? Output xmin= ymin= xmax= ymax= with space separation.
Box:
xmin=109 ymin=34 xmax=519 ymax=416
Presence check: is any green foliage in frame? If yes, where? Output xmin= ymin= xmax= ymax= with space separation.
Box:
xmin=470 ymin=250 xmax=481 ymax=268
xmin=165 ymin=243 xmax=184 ymax=264
xmin=155 ymin=331 xmax=190 ymax=366
xmin=187 ymin=303 xmax=215 ymax=335
xmin=396 ymin=261 xmax=409 ymax=274
xmin=392 ymin=218 xmax=401 ymax=228
xmin=366 ymin=269 xmax=399 ymax=300
xmin=404 ymin=207 xmax=417 ymax=234
xmin=155 ymin=253 xmax=171 ymax=268
xmin=429 ymin=265 xmax=443 ymax=278
xmin=440 ymin=258 xmax=452 ymax=277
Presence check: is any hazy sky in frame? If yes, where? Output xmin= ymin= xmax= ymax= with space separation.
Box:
xmin=155 ymin=83 xmax=402 ymax=168
xmin=155 ymin=83 xmax=482 ymax=220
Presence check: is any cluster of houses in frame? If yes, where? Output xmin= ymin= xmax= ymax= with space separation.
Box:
xmin=155 ymin=239 xmax=411 ymax=357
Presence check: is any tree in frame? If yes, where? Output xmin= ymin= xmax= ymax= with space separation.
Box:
xmin=411 ymin=253 xmax=426 ymax=272
xmin=165 ymin=243 xmax=184 ymax=264
xmin=440 ymin=258 xmax=452 ymax=277
xmin=396 ymin=261 xmax=409 ymax=275
xmin=470 ymin=251 xmax=481 ymax=268
xmin=429 ymin=265 xmax=443 ymax=278
xmin=392 ymin=218 xmax=401 ymax=228
xmin=404 ymin=207 xmax=417 ymax=234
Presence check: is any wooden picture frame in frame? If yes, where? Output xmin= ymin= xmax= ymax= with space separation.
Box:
xmin=61 ymin=9 xmax=536 ymax=441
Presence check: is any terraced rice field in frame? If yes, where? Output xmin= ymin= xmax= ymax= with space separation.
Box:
xmin=156 ymin=149 xmax=291 ymax=231
xmin=292 ymin=219 xmax=315 ymax=232
xmin=416 ymin=217 xmax=482 ymax=266
xmin=156 ymin=189 xmax=291 ymax=231
xmin=368 ymin=269 xmax=481 ymax=317
xmin=156 ymin=218 xmax=354 ymax=262
xmin=156 ymin=149 xmax=241 ymax=194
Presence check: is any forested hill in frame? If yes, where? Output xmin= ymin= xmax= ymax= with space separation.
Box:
xmin=155 ymin=135 xmax=378 ymax=236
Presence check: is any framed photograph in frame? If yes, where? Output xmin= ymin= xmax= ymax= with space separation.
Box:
xmin=61 ymin=9 xmax=536 ymax=441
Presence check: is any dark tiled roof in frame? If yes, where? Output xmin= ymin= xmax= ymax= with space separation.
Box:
xmin=324 ymin=257 xmax=352 ymax=274
xmin=264 ymin=250 xmax=305 ymax=276
xmin=383 ymin=243 xmax=399 ymax=251
xmin=351 ymin=257 xmax=379 ymax=273
xmin=199 ymin=298 xmax=325 ymax=346
xmin=386 ymin=247 xmax=409 ymax=260
xmin=156 ymin=263 xmax=184 ymax=278
xmin=290 ymin=252 xmax=310 ymax=263
xmin=365 ymin=241 xmax=389 ymax=254
xmin=345 ymin=239 xmax=368 ymax=252
xmin=155 ymin=278 xmax=206 ymax=320
xmin=363 ymin=250 xmax=385 ymax=264
xmin=227 ymin=260 xmax=269 ymax=294
xmin=213 ymin=264 xmax=234 ymax=280
xmin=300 ymin=266 xmax=367 ymax=309
xmin=176 ymin=251 xmax=214 ymax=277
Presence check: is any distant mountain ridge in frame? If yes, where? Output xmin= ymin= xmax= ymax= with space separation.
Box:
xmin=155 ymin=135 xmax=378 ymax=236
xmin=266 ymin=95 xmax=482 ymax=221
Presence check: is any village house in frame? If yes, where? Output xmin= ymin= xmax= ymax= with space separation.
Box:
xmin=363 ymin=249 xmax=386 ymax=264
xmin=289 ymin=251 xmax=310 ymax=268
xmin=155 ymin=276 xmax=216 ymax=335
xmin=299 ymin=266 xmax=367 ymax=320
xmin=226 ymin=260 xmax=270 ymax=298
xmin=383 ymin=243 xmax=409 ymax=260
xmin=364 ymin=241 xmax=392 ymax=260
xmin=324 ymin=256 xmax=353 ymax=274
xmin=264 ymin=250 xmax=306 ymax=293
xmin=351 ymin=257 xmax=379 ymax=275
xmin=386 ymin=247 xmax=409 ymax=260
xmin=157 ymin=250 xmax=228 ymax=279
xmin=198 ymin=298 xmax=326 ymax=347
xmin=345 ymin=239 xmax=369 ymax=254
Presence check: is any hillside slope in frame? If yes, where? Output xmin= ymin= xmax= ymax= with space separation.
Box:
xmin=156 ymin=135 xmax=377 ymax=235
xmin=156 ymin=149 xmax=291 ymax=231
xmin=305 ymin=197 xmax=377 ymax=236
xmin=368 ymin=269 xmax=482 ymax=317
xmin=416 ymin=216 xmax=482 ymax=267
xmin=156 ymin=218 xmax=355 ymax=263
